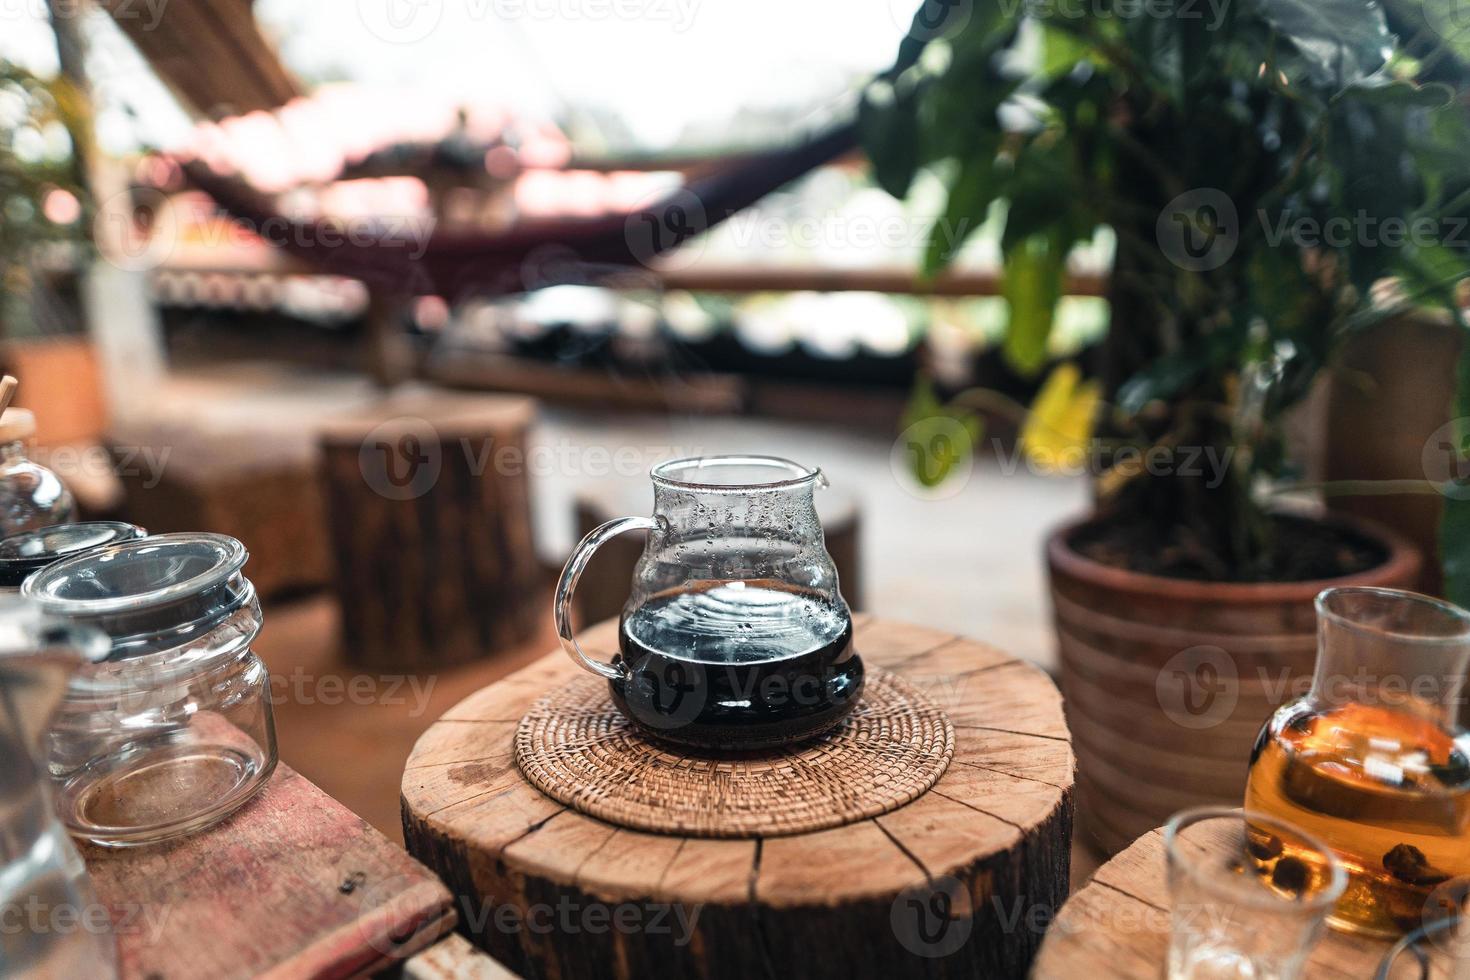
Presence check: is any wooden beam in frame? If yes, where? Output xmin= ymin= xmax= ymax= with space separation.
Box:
xmin=99 ymin=0 xmax=299 ymax=116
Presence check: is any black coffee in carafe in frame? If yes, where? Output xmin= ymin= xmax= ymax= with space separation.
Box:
xmin=612 ymin=580 xmax=863 ymax=750
xmin=554 ymin=456 xmax=864 ymax=751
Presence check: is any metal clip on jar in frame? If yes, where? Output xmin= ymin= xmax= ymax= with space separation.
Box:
xmin=23 ymin=533 xmax=277 ymax=846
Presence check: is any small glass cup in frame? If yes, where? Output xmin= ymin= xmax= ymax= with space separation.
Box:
xmin=23 ymin=533 xmax=277 ymax=846
xmin=1164 ymin=807 xmax=1346 ymax=980
xmin=0 ymin=522 xmax=146 ymax=592
xmin=1458 ymin=900 xmax=1470 ymax=980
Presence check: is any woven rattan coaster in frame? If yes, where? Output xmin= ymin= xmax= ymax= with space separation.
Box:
xmin=514 ymin=666 xmax=954 ymax=838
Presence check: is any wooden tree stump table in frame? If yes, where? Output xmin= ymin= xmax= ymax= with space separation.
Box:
xmin=319 ymin=389 xmax=541 ymax=668
xmin=402 ymin=615 xmax=1075 ymax=979
xmin=1032 ymin=825 xmax=1413 ymax=979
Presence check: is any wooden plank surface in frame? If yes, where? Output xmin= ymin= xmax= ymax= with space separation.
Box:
xmin=404 ymin=934 xmax=521 ymax=979
xmin=81 ymin=763 xmax=455 ymax=979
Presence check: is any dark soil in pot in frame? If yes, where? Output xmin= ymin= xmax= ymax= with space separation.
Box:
xmin=1069 ymin=512 xmax=1388 ymax=583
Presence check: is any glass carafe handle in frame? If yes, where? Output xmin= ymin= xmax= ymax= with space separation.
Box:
xmin=555 ymin=516 xmax=656 ymax=681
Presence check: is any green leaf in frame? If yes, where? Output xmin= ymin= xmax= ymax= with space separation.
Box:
xmin=1443 ymin=338 xmax=1470 ymax=608
xmin=898 ymin=378 xmax=983 ymax=489
xmin=1115 ymin=320 xmax=1250 ymax=416
xmin=1261 ymin=0 xmax=1391 ymax=84
xmin=859 ymin=87 xmax=921 ymax=199
xmin=921 ymin=145 xmax=999 ymax=276
xmin=1383 ymin=0 xmax=1470 ymax=75
xmin=1040 ymin=23 xmax=1091 ymax=79
xmin=1338 ymin=78 xmax=1454 ymax=108
xmin=1444 ymin=495 xmax=1470 ymax=610
xmin=1001 ymin=234 xmax=1065 ymax=377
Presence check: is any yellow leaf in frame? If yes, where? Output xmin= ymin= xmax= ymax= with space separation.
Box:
xmin=1020 ymin=363 xmax=1101 ymax=474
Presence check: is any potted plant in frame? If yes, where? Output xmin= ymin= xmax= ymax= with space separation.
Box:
xmin=864 ymin=0 xmax=1469 ymax=850
xmin=1 ymin=60 xmax=90 ymax=341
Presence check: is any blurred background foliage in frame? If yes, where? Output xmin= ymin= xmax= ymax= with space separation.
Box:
xmin=0 ymin=59 xmax=90 ymax=339
xmin=865 ymin=0 xmax=1470 ymax=594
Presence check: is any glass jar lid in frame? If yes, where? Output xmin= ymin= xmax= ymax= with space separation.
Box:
xmin=0 ymin=522 xmax=147 ymax=588
xmin=22 ymin=533 xmax=255 ymax=660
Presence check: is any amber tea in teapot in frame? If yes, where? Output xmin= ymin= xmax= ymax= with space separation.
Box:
xmin=1244 ymin=587 xmax=1470 ymax=937
xmin=556 ymin=456 xmax=863 ymax=750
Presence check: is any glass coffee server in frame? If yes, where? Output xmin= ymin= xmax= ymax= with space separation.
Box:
xmin=556 ymin=455 xmax=862 ymax=750
xmin=1245 ymin=586 xmax=1470 ymax=936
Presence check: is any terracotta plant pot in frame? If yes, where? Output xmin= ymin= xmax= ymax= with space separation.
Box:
xmin=1325 ymin=311 xmax=1460 ymax=594
xmin=1046 ymin=514 xmax=1421 ymax=854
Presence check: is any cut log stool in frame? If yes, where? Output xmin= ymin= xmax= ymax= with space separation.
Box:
xmin=319 ymin=391 xmax=540 ymax=669
xmin=571 ymin=485 xmax=863 ymax=629
xmin=1033 ymin=824 xmax=1403 ymax=978
xmin=107 ymin=419 xmax=332 ymax=598
xmin=402 ymin=615 xmax=1074 ymax=979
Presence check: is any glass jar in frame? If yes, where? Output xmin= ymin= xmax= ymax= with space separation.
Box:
xmin=0 ymin=407 xmax=75 ymax=536
xmin=0 ymin=597 xmax=116 ymax=978
xmin=0 ymin=522 xmax=146 ymax=593
xmin=23 ymin=533 xmax=277 ymax=846
xmin=1245 ymin=587 xmax=1470 ymax=937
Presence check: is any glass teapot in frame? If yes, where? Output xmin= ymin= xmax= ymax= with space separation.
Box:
xmin=556 ymin=455 xmax=862 ymax=750
xmin=0 ymin=598 xmax=117 ymax=977
xmin=1245 ymin=587 xmax=1470 ymax=938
